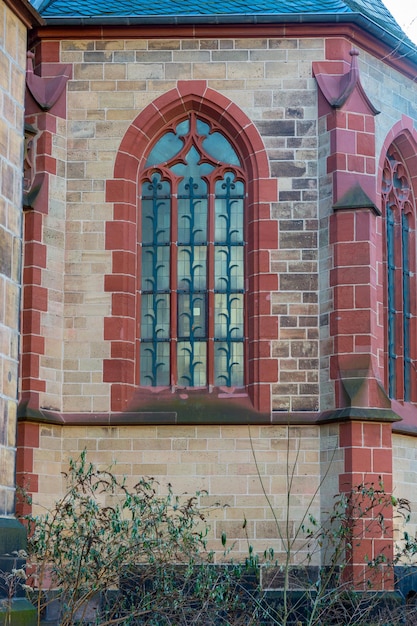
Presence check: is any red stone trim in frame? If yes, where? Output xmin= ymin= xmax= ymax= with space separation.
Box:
xmin=21 ymin=186 xmax=48 ymax=409
xmin=391 ymin=400 xmax=417 ymax=436
xmin=338 ymin=421 xmax=394 ymax=591
xmin=21 ymin=47 xmax=70 ymax=411
xmin=25 ymin=46 xmax=71 ymax=118
xmin=313 ymin=49 xmax=379 ymax=206
xmin=15 ymin=422 xmax=40 ymax=517
xmin=317 ymin=50 xmax=384 ymax=410
xmin=377 ymin=116 xmax=417 ymax=207
xmin=314 ymin=49 xmax=379 ymax=114
xmin=105 ymin=81 xmax=277 ymax=415
xmin=329 ymin=207 xmax=388 ymax=410
xmin=26 ymin=52 xmax=70 ymax=112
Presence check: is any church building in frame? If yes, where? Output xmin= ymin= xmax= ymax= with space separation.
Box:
xmin=2 ymin=0 xmax=417 ymax=617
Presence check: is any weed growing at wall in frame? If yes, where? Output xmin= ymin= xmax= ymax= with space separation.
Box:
xmin=240 ymin=427 xmax=417 ymax=626
xmin=18 ymin=449 xmax=417 ymax=625
xmin=0 ymin=551 xmax=33 ymax=625
xmin=23 ymin=451 xmax=259 ymax=625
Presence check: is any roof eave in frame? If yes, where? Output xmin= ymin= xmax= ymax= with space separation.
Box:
xmin=32 ymin=10 xmax=352 ymax=26
xmin=38 ymin=12 xmax=417 ymax=63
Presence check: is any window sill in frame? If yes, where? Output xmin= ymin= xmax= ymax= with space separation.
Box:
xmin=391 ymin=399 xmax=417 ymax=437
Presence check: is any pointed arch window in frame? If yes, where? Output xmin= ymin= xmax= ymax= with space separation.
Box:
xmin=382 ymin=146 xmax=416 ymax=401
xmin=139 ymin=114 xmax=245 ymax=388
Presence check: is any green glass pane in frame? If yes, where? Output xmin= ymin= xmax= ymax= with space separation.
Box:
xmin=140 ymin=341 xmax=170 ymax=386
xmin=196 ymin=119 xmax=210 ymax=136
xmin=215 ymin=176 xmax=244 ymax=197
xmin=178 ymin=246 xmax=207 ymax=291
xmin=178 ymin=170 xmax=208 ymax=197
xmin=214 ymin=246 xmax=244 ymax=291
xmin=174 ymin=146 xmax=211 ymax=183
xmin=177 ymin=341 xmax=207 ymax=387
xmin=146 ymin=132 xmax=183 ymax=166
xmin=214 ymin=293 xmax=244 ymax=339
xmin=214 ymin=178 xmax=244 ymax=244
xmin=141 ymin=293 xmax=170 ymax=340
xmin=141 ymin=178 xmax=171 ymax=244
xmin=178 ymin=196 xmax=208 ymax=244
xmin=214 ymin=341 xmax=244 ymax=387
xmin=142 ymin=175 xmax=171 ymax=198
xmin=142 ymin=246 xmax=170 ymax=292
xmin=178 ymin=293 xmax=207 ymax=339
xmin=176 ymin=119 xmax=190 ymax=135
xmin=203 ymin=131 xmax=241 ymax=166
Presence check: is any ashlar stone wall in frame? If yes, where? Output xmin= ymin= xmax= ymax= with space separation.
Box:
xmin=393 ymin=434 xmax=417 ymax=558
xmin=25 ymin=422 xmax=324 ymax=562
xmin=0 ymin=0 xmax=27 ymax=515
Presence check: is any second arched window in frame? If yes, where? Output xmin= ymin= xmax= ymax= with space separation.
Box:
xmin=383 ymin=144 xmax=416 ymax=402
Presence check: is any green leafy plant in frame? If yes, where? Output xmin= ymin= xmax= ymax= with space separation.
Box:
xmin=24 ymin=451 xmax=260 ymax=625
xmin=20 ymin=445 xmax=417 ymax=626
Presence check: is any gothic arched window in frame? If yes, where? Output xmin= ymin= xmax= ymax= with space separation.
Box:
xmin=382 ymin=145 xmax=416 ymax=401
xmin=139 ymin=113 xmax=245 ymax=388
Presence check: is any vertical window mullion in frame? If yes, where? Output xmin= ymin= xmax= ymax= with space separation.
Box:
xmin=408 ymin=220 xmax=416 ymax=402
xmin=394 ymin=216 xmax=405 ymax=398
xmin=171 ymin=192 xmax=179 ymax=386
xmin=387 ymin=205 xmax=396 ymax=399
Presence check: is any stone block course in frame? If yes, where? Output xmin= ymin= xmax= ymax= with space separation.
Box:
xmin=21 ymin=421 xmax=322 ymax=557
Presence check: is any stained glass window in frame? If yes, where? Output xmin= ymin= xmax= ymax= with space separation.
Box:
xmin=140 ymin=114 xmax=245 ymax=388
xmin=383 ymin=146 xmax=415 ymax=401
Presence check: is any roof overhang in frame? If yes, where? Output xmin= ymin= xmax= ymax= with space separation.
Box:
xmin=34 ymin=12 xmax=417 ymax=66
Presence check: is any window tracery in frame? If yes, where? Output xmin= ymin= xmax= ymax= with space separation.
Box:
xmin=382 ymin=145 xmax=416 ymax=401
xmin=139 ymin=113 xmax=245 ymax=388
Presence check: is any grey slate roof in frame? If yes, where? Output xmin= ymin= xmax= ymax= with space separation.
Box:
xmin=29 ymin=0 xmax=416 ymax=62
xmin=33 ymin=0 xmax=352 ymax=16
xmin=28 ymin=0 xmax=398 ymax=23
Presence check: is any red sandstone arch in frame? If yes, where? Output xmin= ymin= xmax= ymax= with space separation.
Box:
xmin=378 ymin=116 xmax=417 ymax=205
xmin=104 ymin=81 xmax=278 ymax=415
